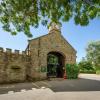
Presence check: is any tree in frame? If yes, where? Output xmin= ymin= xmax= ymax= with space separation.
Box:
xmin=78 ymin=57 xmax=95 ymax=73
xmin=0 ymin=0 xmax=100 ymax=37
xmin=86 ymin=41 xmax=100 ymax=68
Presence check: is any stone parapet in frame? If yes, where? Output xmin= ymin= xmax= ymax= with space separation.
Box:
xmin=0 ymin=47 xmax=30 ymax=63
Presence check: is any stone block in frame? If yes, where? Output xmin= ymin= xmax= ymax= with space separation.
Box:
xmin=6 ymin=48 xmax=12 ymax=54
xmin=0 ymin=47 xmax=3 ymax=52
xmin=22 ymin=51 xmax=26 ymax=55
xmin=15 ymin=50 xmax=19 ymax=55
xmin=8 ymin=91 xmax=14 ymax=94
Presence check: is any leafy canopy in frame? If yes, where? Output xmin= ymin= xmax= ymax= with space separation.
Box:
xmin=0 ymin=0 xmax=100 ymax=37
xmin=86 ymin=41 xmax=100 ymax=67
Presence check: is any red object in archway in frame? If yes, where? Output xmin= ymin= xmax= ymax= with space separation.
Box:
xmin=63 ymin=70 xmax=67 ymax=79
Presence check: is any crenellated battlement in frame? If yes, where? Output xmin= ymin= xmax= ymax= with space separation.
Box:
xmin=0 ymin=47 xmax=26 ymax=55
xmin=0 ymin=47 xmax=31 ymax=63
xmin=0 ymin=47 xmax=3 ymax=52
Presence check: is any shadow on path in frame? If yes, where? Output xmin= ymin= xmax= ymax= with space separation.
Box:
xmin=0 ymin=78 xmax=100 ymax=94
xmin=49 ymin=78 xmax=100 ymax=92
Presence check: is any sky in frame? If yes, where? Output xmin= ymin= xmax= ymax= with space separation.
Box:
xmin=0 ymin=18 xmax=100 ymax=62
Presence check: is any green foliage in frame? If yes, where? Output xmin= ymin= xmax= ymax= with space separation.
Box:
xmin=48 ymin=54 xmax=58 ymax=65
xmin=80 ymin=70 xmax=96 ymax=74
xmin=96 ymin=67 xmax=100 ymax=74
xmin=0 ymin=0 xmax=99 ymax=37
xmin=40 ymin=66 xmax=47 ymax=72
xmin=86 ymin=41 xmax=100 ymax=69
xmin=96 ymin=70 xmax=100 ymax=74
xmin=66 ymin=64 xmax=79 ymax=79
xmin=78 ymin=59 xmax=96 ymax=73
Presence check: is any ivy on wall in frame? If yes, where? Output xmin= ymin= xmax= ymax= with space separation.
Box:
xmin=34 ymin=67 xmax=47 ymax=73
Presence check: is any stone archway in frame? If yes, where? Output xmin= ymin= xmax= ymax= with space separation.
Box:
xmin=47 ymin=51 xmax=65 ymax=78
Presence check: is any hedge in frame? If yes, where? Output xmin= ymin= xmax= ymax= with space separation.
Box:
xmin=65 ymin=64 xmax=79 ymax=79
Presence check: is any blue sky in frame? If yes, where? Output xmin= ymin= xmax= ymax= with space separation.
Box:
xmin=0 ymin=18 xmax=100 ymax=62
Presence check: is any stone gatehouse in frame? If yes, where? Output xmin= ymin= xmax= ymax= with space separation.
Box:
xmin=0 ymin=23 xmax=76 ymax=83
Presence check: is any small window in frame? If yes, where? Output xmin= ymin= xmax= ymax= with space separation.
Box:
xmin=11 ymin=66 xmax=21 ymax=69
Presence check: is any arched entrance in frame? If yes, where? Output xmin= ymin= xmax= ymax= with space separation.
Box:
xmin=47 ymin=51 xmax=65 ymax=78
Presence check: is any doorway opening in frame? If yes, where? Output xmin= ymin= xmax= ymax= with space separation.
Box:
xmin=47 ymin=51 xmax=65 ymax=78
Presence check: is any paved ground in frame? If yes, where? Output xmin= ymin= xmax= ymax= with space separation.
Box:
xmin=0 ymin=74 xmax=100 ymax=100
xmin=79 ymin=74 xmax=100 ymax=80
xmin=0 ymin=74 xmax=100 ymax=94
xmin=0 ymin=88 xmax=100 ymax=100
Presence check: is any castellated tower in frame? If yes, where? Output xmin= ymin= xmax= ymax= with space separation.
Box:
xmin=0 ymin=47 xmax=31 ymax=83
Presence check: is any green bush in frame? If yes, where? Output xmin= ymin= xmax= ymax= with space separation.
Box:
xmin=65 ymin=64 xmax=79 ymax=79
xmin=80 ymin=70 xmax=96 ymax=74
xmin=96 ymin=70 xmax=100 ymax=74
xmin=78 ymin=61 xmax=96 ymax=74
xmin=96 ymin=67 xmax=100 ymax=74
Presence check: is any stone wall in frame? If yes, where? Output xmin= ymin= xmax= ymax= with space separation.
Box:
xmin=0 ymin=47 xmax=30 ymax=83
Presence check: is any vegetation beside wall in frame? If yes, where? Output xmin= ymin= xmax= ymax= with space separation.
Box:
xmin=86 ymin=41 xmax=100 ymax=74
xmin=66 ymin=64 xmax=79 ymax=79
xmin=96 ymin=67 xmax=100 ymax=74
xmin=78 ymin=60 xmax=96 ymax=74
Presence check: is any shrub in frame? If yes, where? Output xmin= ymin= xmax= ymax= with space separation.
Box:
xmin=78 ymin=61 xmax=96 ymax=74
xmin=96 ymin=70 xmax=100 ymax=74
xmin=80 ymin=70 xmax=96 ymax=74
xmin=65 ymin=64 xmax=79 ymax=79
xmin=96 ymin=67 xmax=100 ymax=74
